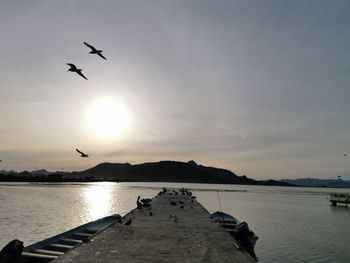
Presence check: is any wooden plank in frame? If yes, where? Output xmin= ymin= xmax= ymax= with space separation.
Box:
xmin=73 ymin=232 xmax=92 ymax=237
xmin=49 ymin=243 xmax=74 ymax=249
xmin=60 ymin=238 xmax=83 ymax=243
xmin=22 ymin=251 xmax=58 ymax=259
xmin=33 ymin=249 xmax=65 ymax=256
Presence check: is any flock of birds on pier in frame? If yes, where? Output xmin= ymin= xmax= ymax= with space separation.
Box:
xmin=116 ymin=187 xmax=196 ymax=228
xmin=137 ymin=188 xmax=195 ymax=224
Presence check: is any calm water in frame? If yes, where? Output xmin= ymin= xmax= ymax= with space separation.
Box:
xmin=0 ymin=182 xmax=349 ymax=262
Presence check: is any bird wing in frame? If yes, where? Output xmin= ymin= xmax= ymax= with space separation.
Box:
xmin=66 ymin=63 xmax=77 ymax=70
xmin=84 ymin=42 xmax=97 ymax=51
xmin=76 ymin=71 xmax=88 ymax=80
xmin=76 ymin=149 xmax=85 ymax=155
xmin=98 ymin=53 xmax=107 ymax=60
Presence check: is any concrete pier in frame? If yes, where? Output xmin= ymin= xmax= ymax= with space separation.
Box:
xmin=53 ymin=190 xmax=255 ymax=263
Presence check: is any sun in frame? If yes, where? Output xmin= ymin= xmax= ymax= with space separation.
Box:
xmin=86 ymin=97 xmax=130 ymax=139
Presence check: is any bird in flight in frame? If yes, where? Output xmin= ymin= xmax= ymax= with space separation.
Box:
xmin=66 ymin=63 xmax=88 ymax=80
xmin=84 ymin=42 xmax=107 ymax=60
xmin=76 ymin=149 xmax=90 ymax=158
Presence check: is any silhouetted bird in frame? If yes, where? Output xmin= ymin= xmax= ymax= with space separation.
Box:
xmin=84 ymin=42 xmax=107 ymax=60
xmin=66 ymin=63 xmax=88 ymax=80
xmin=136 ymin=196 xmax=143 ymax=209
xmin=0 ymin=239 xmax=23 ymax=263
xmin=124 ymin=218 xmax=132 ymax=225
xmin=179 ymin=201 xmax=184 ymax=204
xmin=344 ymin=154 xmax=347 ymax=157
xmin=180 ymin=205 xmax=184 ymax=209
xmin=116 ymin=217 xmax=122 ymax=224
xmin=76 ymin=149 xmax=90 ymax=158
xmin=149 ymin=211 xmax=153 ymax=216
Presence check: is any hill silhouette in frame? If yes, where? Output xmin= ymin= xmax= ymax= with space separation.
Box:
xmin=280 ymin=178 xmax=350 ymax=188
xmin=0 ymin=160 xmax=292 ymax=186
xmin=77 ymin=160 xmax=289 ymax=185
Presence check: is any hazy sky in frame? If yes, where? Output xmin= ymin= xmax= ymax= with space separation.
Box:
xmin=1 ymin=0 xmax=350 ymax=179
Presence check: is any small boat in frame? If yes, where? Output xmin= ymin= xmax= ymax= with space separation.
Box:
xmin=210 ymin=211 xmax=258 ymax=260
xmin=20 ymin=214 xmax=121 ymax=263
xmin=329 ymin=193 xmax=350 ymax=207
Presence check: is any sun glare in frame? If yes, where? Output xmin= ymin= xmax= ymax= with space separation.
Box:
xmin=86 ymin=97 xmax=130 ymax=140
xmin=82 ymin=183 xmax=114 ymax=220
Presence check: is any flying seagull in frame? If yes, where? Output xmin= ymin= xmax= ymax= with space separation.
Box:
xmin=76 ymin=149 xmax=90 ymax=158
xmin=66 ymin=63 xmax=88 ymax=80
xmin=84 ymin=42 xmax=107 ymax=60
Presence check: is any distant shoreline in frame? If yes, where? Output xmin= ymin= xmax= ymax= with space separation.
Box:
xmin=1 ymin=177 xmax=350 ymax=189
xmin=1 ymin=160 xmax=349 ymax=188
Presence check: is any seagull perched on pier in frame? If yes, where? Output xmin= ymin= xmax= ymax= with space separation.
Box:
xmin=84 ymin=42 xmax=107 ymax=60
xmin=76 ymin=149 xmax=90 ymax=158
xmin=136 ymin=196 xmax=143 ymax=209
xmin=66 ymin=63 xmax=88 ymax=80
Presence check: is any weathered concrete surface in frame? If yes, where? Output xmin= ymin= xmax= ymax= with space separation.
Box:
xmin=53 ymin=191 xmax=255 ymax=263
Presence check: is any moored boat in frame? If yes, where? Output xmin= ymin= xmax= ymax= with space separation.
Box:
xmin=329 ymin=193 xmax=350 ymax=207
xmin=20 ymin=214 xmax=121 ymax=263
xmin=210 ymin=211 xmax=258 ymax=260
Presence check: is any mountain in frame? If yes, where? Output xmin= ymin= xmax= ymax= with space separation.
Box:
xmin=0 ymin=170 xmax=16 ymax=175
xmin=0 ymin=160 xmax=293 ymax=186
xmin=280 ymin=178 xmax=350 ymax=188
xmin=30 ymin=169 xmax=51 ymax=175
xmin=77 ymin=160 xmax=290 ymax=186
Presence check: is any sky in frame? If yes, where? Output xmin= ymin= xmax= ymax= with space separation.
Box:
xmin=0 ymin=0 xmax=350 ymax=180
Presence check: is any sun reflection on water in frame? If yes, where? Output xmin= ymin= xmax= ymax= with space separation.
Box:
xmin=82 ymin=183 xmax=115 ymax=220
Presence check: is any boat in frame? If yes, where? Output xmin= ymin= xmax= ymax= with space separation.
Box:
xmin=20 ymin=214 xmax=121 ymax=263
xmin=329 ymin=193 xmax=350 ymax=207
xmin=210 ymin=211 xmax=258 ymax=260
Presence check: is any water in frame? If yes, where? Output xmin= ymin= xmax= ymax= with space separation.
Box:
xmin=0 ymin=182 xmax=349 ymax=262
